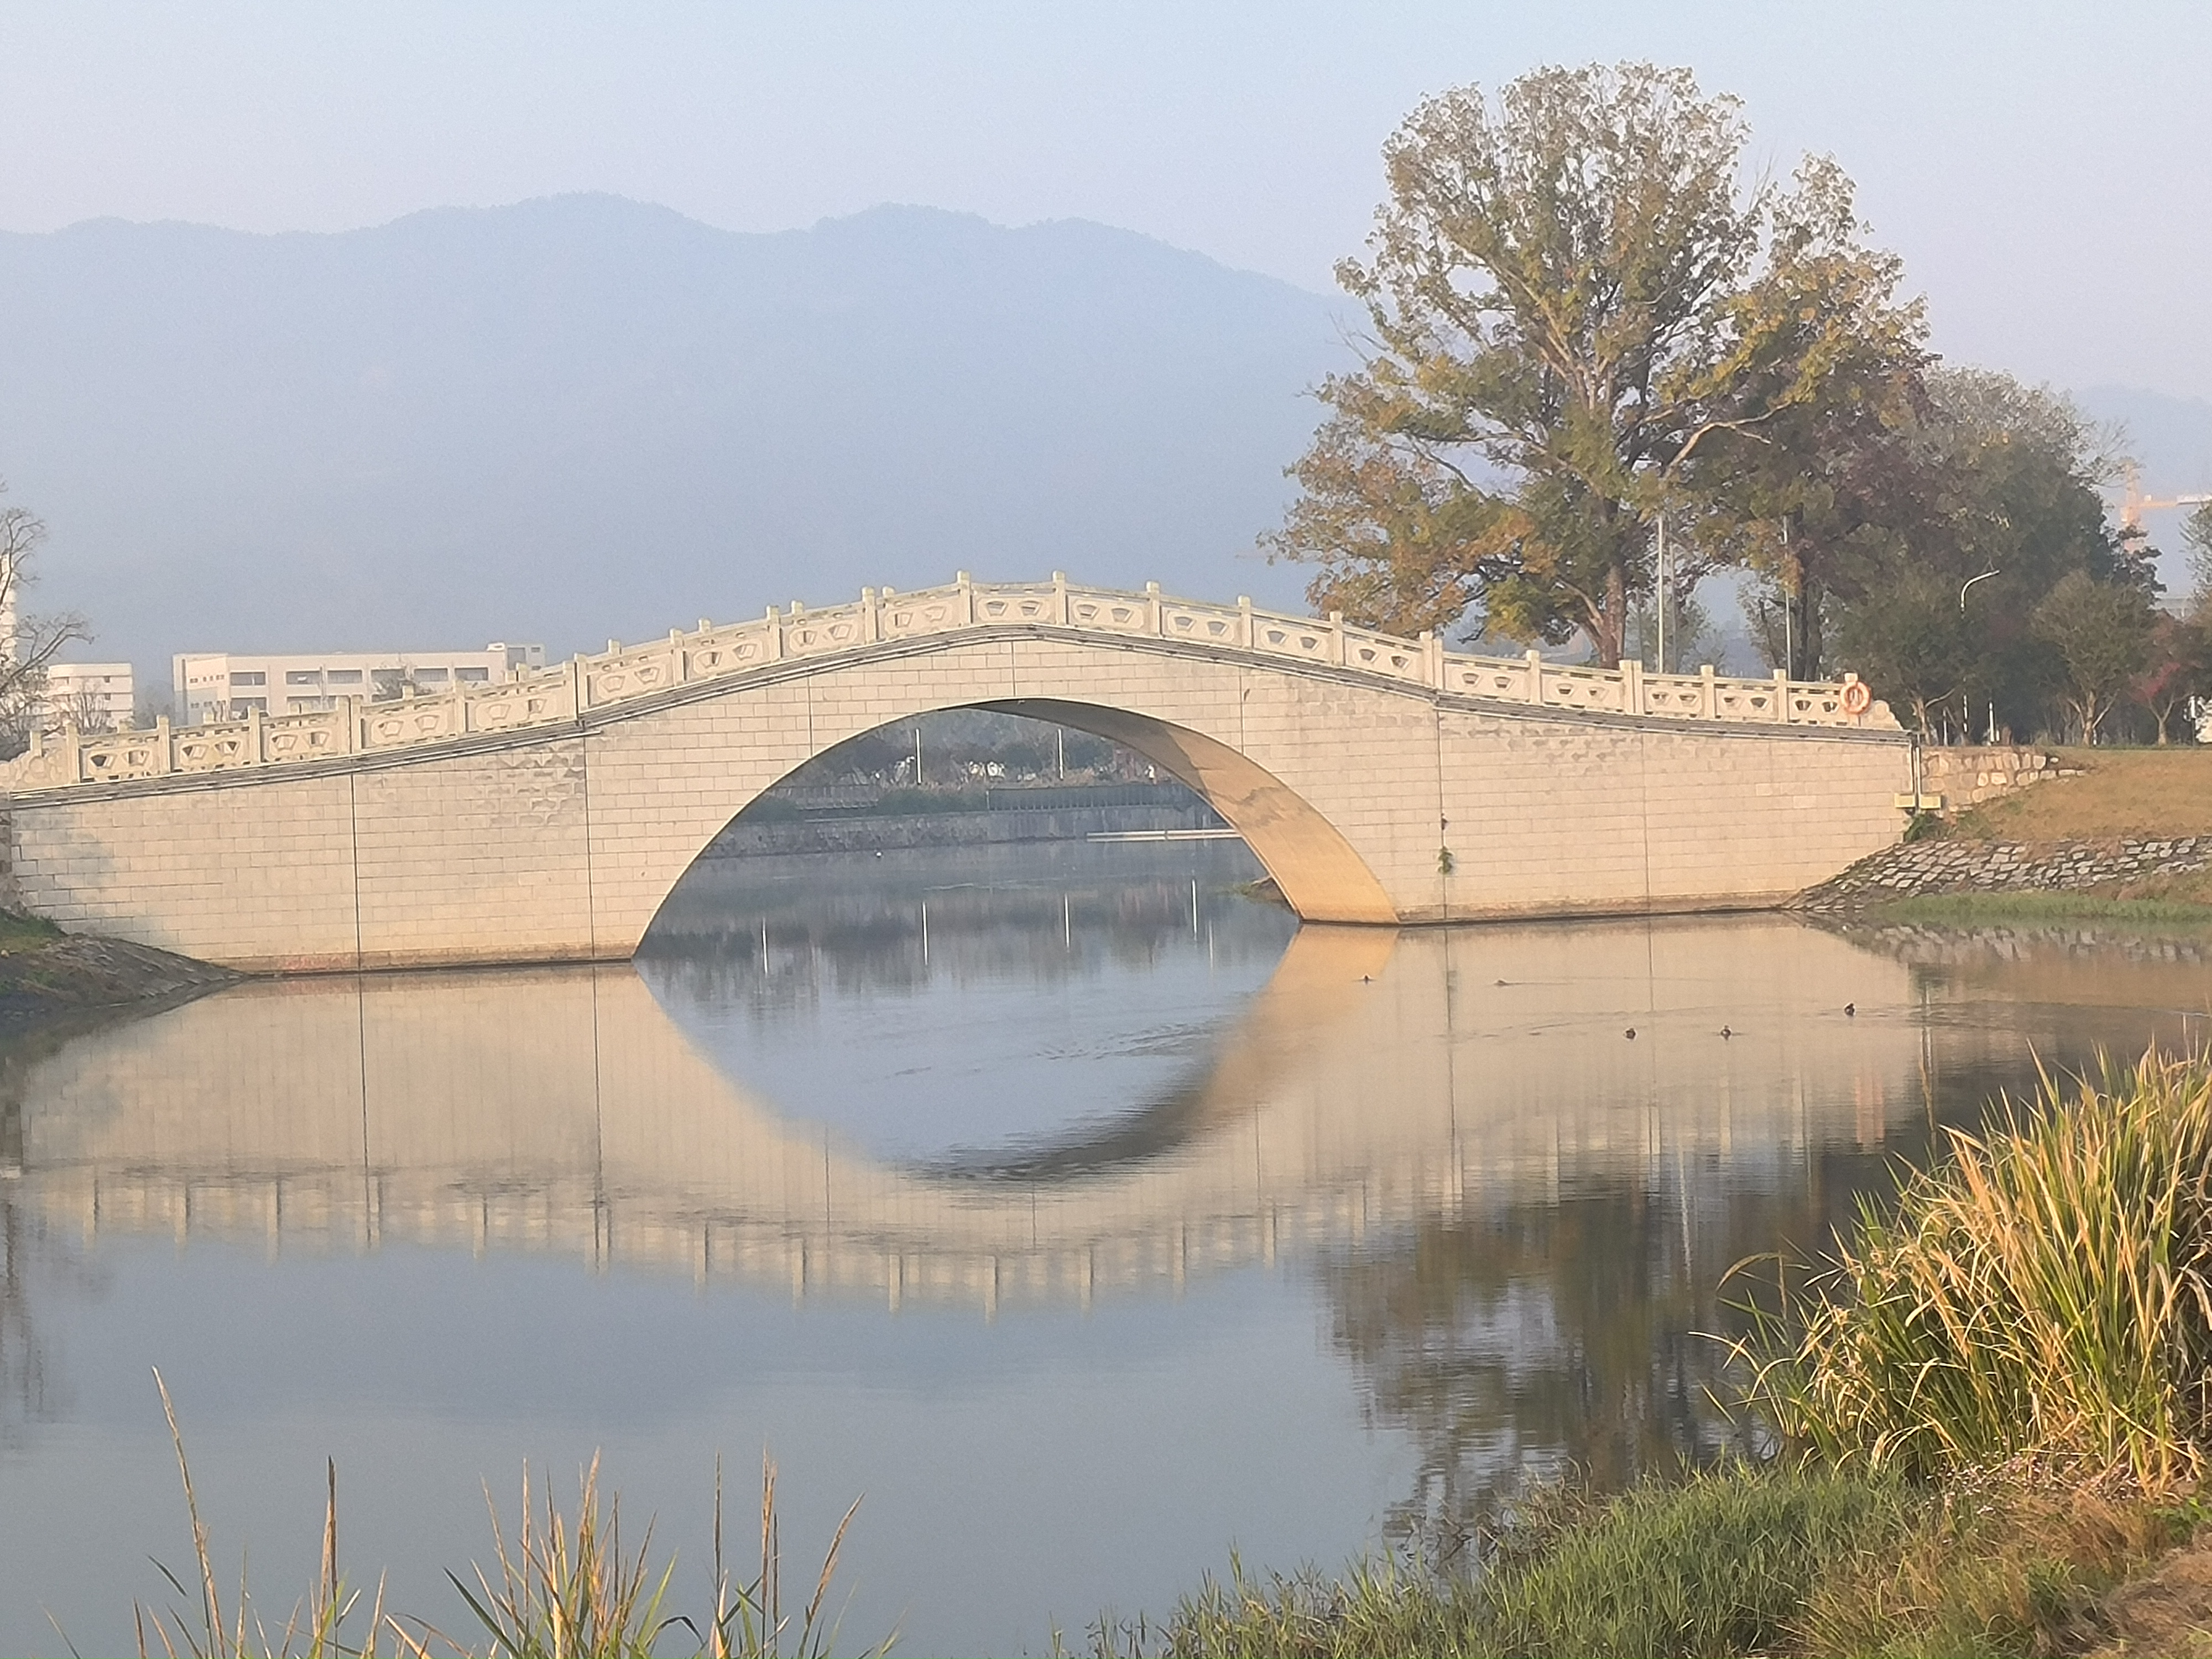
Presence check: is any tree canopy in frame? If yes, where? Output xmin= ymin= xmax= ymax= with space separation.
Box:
xmin=1266 ymin=62 xmax=1928 ymax=667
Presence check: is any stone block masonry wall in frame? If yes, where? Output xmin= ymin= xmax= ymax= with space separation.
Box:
xmin=1798 ymin=836 xmax=2212 ymax=912
xmin=7 ymin=627 xmax=1915 ymax=969
xmin=1918 ymin=745 xmax=2078 ymax=811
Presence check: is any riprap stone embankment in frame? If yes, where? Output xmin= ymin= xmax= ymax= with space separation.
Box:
xmin=1796 ymin=836 xmax=2212 ymax=913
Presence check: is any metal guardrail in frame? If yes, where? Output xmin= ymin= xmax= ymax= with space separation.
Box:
xmin=5 ymin=573 xmax=1897 ymax=792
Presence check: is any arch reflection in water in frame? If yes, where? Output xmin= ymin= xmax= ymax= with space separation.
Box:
xmin=13 ymin=908 xmax=1943 ymax=1319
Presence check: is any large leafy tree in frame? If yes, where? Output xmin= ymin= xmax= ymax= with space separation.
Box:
xmin=2034 ymin=570 xmax=2158 ymax=743
xmin=1267 ymin=63 xmax=1928 ymax=667
xmin=1827 ymin=371 xmax=2142 ymax=739
xmin=2133 ymin=612 xmax=2212 ymax=744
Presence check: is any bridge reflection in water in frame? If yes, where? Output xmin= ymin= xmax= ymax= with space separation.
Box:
xmin=14 ymin=910 xmax=1944 ymax=1320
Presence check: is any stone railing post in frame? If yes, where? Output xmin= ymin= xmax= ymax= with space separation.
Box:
xmin=155 ymin=716 xmax=174 ymax=775
xmin=1326 ymin=608 xmax=1343 ymax=664
xmin=956 ymin=570 xmax=975 ymax=626
xmin=568 ymin=658 xmax=587 ymax=717
xmin=248 ymin=705 xmax=264 ymax=764
xmin=1700 ymin=664 xmax=1717 ymax=719
xmin=1421 ymin=630 xmax=1443 ymax=688
xmin=60 ymin=722 xmax=81 ymax=784
xmin=1525 ymin=650 xmax=1545 ymax=705
xmin=860 ymin=587 xmax=880 ymax=644
xmin=1773 ymin=669 xmax=1791 ymax=722
xmin=1052 ymin=570 xmax=1070 ymax=626
xmin=1146 ymin=580 xmax=1162 ymax=635
xmin=761 ymin=604 xmax=783 ymax=661
xmin=1624 ymin=659 xmax=1644 ymax=715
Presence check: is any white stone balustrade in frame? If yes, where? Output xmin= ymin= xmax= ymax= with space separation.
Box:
xmin=5 ymin=574 xmax=1894 ymax=794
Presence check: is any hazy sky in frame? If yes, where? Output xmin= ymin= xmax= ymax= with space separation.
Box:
xmin=2 ymin=1 xmax=2206 ymax=399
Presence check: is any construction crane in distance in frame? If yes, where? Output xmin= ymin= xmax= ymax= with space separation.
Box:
xmin=2117 ymin=461 xmax=2212 ymax=531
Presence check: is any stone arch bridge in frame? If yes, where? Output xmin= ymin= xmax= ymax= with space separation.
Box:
xmin=0 ymin=576 xmax=1908 ymax=971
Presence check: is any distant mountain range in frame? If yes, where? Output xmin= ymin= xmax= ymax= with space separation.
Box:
xmin=0 ymin=197 xmax=1352 ymax=695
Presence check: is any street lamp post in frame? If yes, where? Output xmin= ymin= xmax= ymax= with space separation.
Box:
xmin=1958 ymin=569 xmax=1999 ymax=747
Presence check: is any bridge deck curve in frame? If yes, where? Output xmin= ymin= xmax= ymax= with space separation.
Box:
xmin=1 ymin=577 xmax=1913 ymax=970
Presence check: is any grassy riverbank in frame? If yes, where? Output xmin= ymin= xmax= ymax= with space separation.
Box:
xmin=1854 ymin=747 xmax=2212 ymax=927
xmin=1947 ymin=748 xmax=2212 ymax=844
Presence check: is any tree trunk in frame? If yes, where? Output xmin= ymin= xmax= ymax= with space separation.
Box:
xmin=1595 ymin=564 xmax=1627 ymax=669
xmin=1797 ymin=571 xmax=1827 ymax=681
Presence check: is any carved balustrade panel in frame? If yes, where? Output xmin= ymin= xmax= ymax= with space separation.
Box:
xmin=878 ymin=587 xmax=965 ymax=640
xmin=1445 ymin=660 xmax=1536 ymax=701
xmin=1790 ymin=687 xmax=1848 ymax=722
xmin=80 ymin=735 xmax=165 ymax=780
xmin=1341 ymin=628 xmax=1425 ymax=682
xmin=1642 ymin=676 xmax=1710 ymax=718
xmin=682 ymin=623 xmax=775 ymax=681
xmin=972 ymin=588 xmax=1058 ymax=627
xmin=1251 ymin=618 xmax=1334 ymax=664
xmin=585 ymin=648 xmax=680 ymax=707
xmin=175 ymin=729 xmax=253 ymax=772
xmin=1160 ymin=604 xmax=1239 ymax=646
xmin=1064 ymin=593 xmax=1154 ymax=634
xmin=363 ymin=700 xmax=463 ymax=749
xmin=1712 ymin=684 xmax=1777 ymax=721
xmin=469 ymin=687 xmax=570 ymax=731
xmin=262 ymin=716 xmax=341 ymax=761
xmin=781 ymin=603 xmax=869 ymax=658
xmin=1540 ymin=666 xmax=1628 ymax=714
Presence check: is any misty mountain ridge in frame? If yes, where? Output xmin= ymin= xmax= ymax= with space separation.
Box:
xmin=0 ymin=195 xmax=1352 ymax=692
xmin=2 ymin=193 xmax=2197 ymax=700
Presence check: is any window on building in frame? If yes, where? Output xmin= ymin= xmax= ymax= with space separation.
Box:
xmin=285 ymin=670 xmax=321 ymax=685
xmin=415 ymin=667 xmax=450 ymax=684
xmin=327 ymin=669 xmax=364 ymax=685
xmin=229 ymin=671 xmax=265 ymax=687
xmin=227 ymin=697 xmax=268 ymax=717
xmin=456 ymin=666 xmax=490 ymax=682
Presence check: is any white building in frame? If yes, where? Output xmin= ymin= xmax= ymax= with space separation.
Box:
xmin=38 ymin=662 xmax=136 ymax=731
xmin=173 ymin=644 xmax=546 ymax=725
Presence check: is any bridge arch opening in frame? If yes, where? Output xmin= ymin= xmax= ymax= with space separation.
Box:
xmin=977 ymin=699 xmax=1396 ymax=925
xmin=640 ymin=696 xmax=1398 ymax=946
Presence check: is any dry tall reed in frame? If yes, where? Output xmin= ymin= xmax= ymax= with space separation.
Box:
xmin=129 ymin=1373 xmax=885 ymax=1659
xmin=1734 ymin=1046 xmax=2212 ymax=1486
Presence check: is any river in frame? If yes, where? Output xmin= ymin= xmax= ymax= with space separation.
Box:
xmin=0 ymin=838 xmax=2205 ymax=1656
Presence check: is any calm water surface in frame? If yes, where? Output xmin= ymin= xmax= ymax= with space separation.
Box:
xmin=1 ymin=839 xmax=2207 ymax=1656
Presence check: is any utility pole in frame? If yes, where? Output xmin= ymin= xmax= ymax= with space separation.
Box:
xmin=1655 ymin=513 xmax=1667 ymax=675
xmin=1780 ymin=518 xmax=1792 ymax=681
